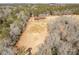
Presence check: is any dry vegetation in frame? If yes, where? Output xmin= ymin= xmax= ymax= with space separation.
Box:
xmin=47 ymin=16 xmax=79 ymax=55
xmin=0 ymin=4 xmax=79 ymax=55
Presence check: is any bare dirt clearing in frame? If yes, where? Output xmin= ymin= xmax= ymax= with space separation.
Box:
xmin=16 ymin=15 xmax=79 ymax=54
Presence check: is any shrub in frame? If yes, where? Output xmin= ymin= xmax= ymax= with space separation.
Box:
xmin=26 ymin=15 xmax=79 ymax=55
xmin=0 ymin=5 xmax=29 ymax=54
xmin=48 ymin=15 xmax=79 ymax=55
